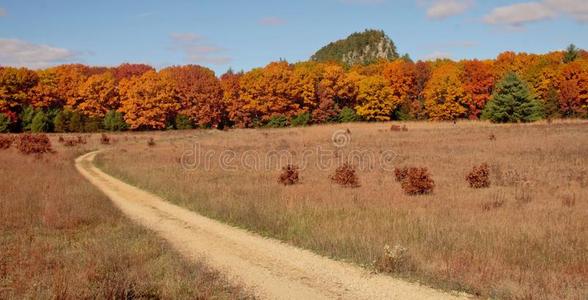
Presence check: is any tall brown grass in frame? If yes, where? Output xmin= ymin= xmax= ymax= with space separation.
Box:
xmin=0 ymin=136 xmax=250 ymax=299
xmin=96 ymin=120 xmax=588 ymax=299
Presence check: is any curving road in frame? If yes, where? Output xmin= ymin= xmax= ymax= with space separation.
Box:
xmin=76 ymin=151 xmax=470 ymax=300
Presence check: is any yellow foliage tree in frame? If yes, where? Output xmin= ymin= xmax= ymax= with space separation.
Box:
xmin=424 ymin=63 xmax=467 ymax=120
xmin=355 ymin=75 xmax=399 ymax=121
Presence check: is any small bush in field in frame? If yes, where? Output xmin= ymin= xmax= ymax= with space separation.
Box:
xmin=278 ymin=164 xmax=300 ymax=185
xmin=466 ymin=163 xmax=491 ymax=188
xmin=147 ymin=138 xmax=156 ymax=147
xmin=330 ymin=163 xmax=360 ymax=188
xmin=60 ymin=135 xmax=87 ymax=147
xmin=0 ymin=135 xmax=14 ymax=149
xmin=375 ymin=245 xmax=414 ymax=273
xmin=401 ymin=167 xmax=434 ymax=195
xmin=16 ymin=134 xmax=53 ymax=154
xmin=489 ymin=133 xmax=496 ymax=141
xmin=390 ymin=125 xmax=408 ymax=132
xmin=100 ymin=133 xmax=111 ymax=145
xmin=394 ymin=167 xmax=409 ymax=182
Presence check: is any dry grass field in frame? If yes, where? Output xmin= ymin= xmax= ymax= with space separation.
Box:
xmin=96 ymin=120 xmax=588 ymax=299
xmin=0 ymin=134 xmax=250 ymax=299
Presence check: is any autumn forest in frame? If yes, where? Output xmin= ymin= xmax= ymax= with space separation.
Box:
xmin=1 ymin=45 xmax=587 ymax=133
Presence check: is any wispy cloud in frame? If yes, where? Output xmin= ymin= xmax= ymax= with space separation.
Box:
xmin=0 ymin=38 xmax=80 ymax=69
xmin=170 ymin=33 xmax=231 ymax=65
xmin=484 ymin=0 xmax=588 ymax=28
xmin=419 ymin=0 xmax=474 ymax=20
xmin=0 ymin=7 xmax=7 ymax=17
xmin=483 ymin=2 xmax=554 ymax=27
xmin=423 ymin=50 xmax=452 ymax=61
xmin=258 ymin=16 xmax=286 ymax=26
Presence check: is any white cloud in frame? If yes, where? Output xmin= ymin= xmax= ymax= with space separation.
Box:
xmin=170 ymin=33 xmax=231 ymax=65
xmin=420 ymin=0 xmax=474 ymax=20
xmin=423 ymin=50 xmax=452 ymax=60
xmin=544 ymin=0 xmax=588 ymax=22
xmin=484 ymin=0 xmax=588 ymax=28
xmin=258 ymin=17 xmax=286 ymax=26
xmin=483 ymin=2 xmax=555 ymax=27
xmin=0 ymin=38 xmax=79 ymax=69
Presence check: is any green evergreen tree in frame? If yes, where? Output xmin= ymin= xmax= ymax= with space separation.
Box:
xmin=482 ymin=72 xmax=544 ymax=123
xmin=291 ymin=112 xmax=311 ymax=127
xmin=174 ymin=114 xmax=193 ymax=130
xmin=31 ymin=111 xmax=50 ymax=132
xmin=543 ymin=87 xmax=561 ymax=120
xmin=265 ymin=115 xmax=288 ymax=128
xmin=21 ymin=106 xmax=35 ymax=132
xmin=103 ymin=110 xmax=128 ymax=131
xmin=338 ymin=107 xmax=360 ymax=123
xmin=563 ymin=44 xmax=579 ymax=63
xmin=69 ymin=111 xmax=84 ymax=132
xmin=0 ymin=113 xmax=10 ymax=133
xmin=53 ymin=110 xmax=69 ymax=133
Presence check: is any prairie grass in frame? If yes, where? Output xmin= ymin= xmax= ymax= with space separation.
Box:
xmin=96 ymin=120 xmax=588 ymax=299
xmin=0 ymin=135 xmax=250 ymax=299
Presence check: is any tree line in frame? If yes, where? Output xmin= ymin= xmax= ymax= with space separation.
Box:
xmin=0 ymin=45 xmax=587 ymax=133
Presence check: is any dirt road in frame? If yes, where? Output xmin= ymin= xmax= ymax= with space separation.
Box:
xmin=76 ymin=151 xmax=470 ymax=300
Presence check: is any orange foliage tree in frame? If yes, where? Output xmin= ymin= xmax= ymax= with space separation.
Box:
xmin=424 ymin=62 xmax=466 ymax=120
xmin=220 ymin=70 xmax=245 ymax=127
xmin=77 ymin=72 xmax=118 ymax=118
xmin=118 ymin=71 xmax=179 ymax=129
xmin=49 ymin=64 xmax=91 ymax=111
xmin=161 ymin=65 xmax=224 ymax=128
xmin=314 ymin=64 xmax=357 ymax=122
xmin=113 ymin=63 xmax=155 ymax=81
xmin=557 ymin=60 xmax=588 ymax=117
xmin=237 ymin=62 xmax=302 ymax=126
xmin=0 ymin=67 xmax=38 ymax=118
xmin=382 ymin=60 xmax=416 ymax=118
xmin=460 ymin=60 xmax=495 ymax=119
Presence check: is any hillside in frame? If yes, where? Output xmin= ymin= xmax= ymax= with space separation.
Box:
xmin=310 ymin=29 xmax=399 ymax=66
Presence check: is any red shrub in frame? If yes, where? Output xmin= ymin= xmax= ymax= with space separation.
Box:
xmin=0 ymin=135 xmax=14 ymax=149
xmin=394 ymin=167 xmax=409 ymax=182
xmin=16 ymin=134 xmax=53 ymax=155
xmin=400 ymin=167 xmax=435 ymax=195
xmin=100 ymin=134 xmax=110 ymax=145
xmin=278 ymin=164 xmax=300 ymax=186
xmin=330 ymin=163 xmax=360 ymax=188
xmin=76 ymin=135 xmax=87 ymax=144
xmin=390 ymin=125 xmax=408 ymax=132
xmin=58 ymin=136 xmax=65 ymax=143
xmin=466 ymin=163 xmax=491 ymax=188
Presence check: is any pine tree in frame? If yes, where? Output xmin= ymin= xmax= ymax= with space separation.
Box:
xmin=0 ymin=113 xmax=10 ymax=133
xmin=53 ymin=110 xmax=69 ymax=133
xmin=563 ymin=44 xmax=579 ymax=63
xmin=482 ymin=72 xmax=544 ymax=123
xmin=103 ymin=110 xmax=127 ymax=131
xmin=31 ymin=111 xmax=49 ymax=132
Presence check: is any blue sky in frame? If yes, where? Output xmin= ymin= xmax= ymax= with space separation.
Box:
xmin=0 ymin=0 xmax=587 ymax=75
